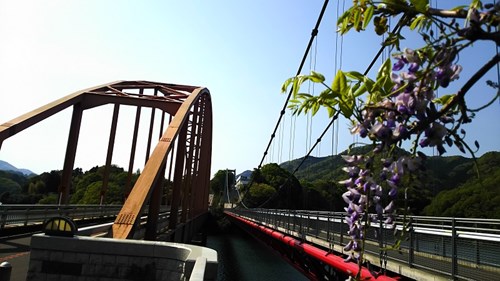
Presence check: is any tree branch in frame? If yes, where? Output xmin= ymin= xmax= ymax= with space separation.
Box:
xmin=403 ymin=53 xmax=500 ymax=139
xmin=427 ymin=7 xmax=468 ymax=19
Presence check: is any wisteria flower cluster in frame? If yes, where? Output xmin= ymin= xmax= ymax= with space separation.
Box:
xmin=341 ymin=46 xmax=463 ymax=262
xmin=283 ymin=2 xmax=500 ymax=279
xmin=340 ymin=153 xmax=421 ymax=262
xmin=351 ymin=47 xmax=463 ymax=155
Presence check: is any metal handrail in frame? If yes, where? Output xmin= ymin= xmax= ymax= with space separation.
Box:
xmin=229 ymin=208 xmax=500 ymax=281
xmin=0 ymin=204 xmax=123 ymax=230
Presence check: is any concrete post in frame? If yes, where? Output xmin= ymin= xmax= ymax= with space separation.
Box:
xmin=0 ymin=261 xmax=11 ymax=281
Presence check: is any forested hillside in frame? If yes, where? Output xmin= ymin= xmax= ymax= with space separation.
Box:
xmin=423 ymin=152 xmax=500 ymax=218
xmin=0 ymin=165 xmax=149 ymax=205
xmin=278 ymin=146 xmax=500 ymax=218
xmin=3 ymin=148 xmax=499 ymax=219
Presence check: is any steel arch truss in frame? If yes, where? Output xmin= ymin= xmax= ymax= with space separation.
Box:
xmin=0 ymin=80 xmax=213 ymax=240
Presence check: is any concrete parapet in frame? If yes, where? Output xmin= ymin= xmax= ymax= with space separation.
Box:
xmin=27 ymin=234 xmax=217 ymax=281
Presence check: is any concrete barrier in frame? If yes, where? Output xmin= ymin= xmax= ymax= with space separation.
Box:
xmin=27 ymin=234 xmax=217 ymax=281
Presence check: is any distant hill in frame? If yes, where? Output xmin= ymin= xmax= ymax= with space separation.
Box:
xmin=279 ymin=146 xmax=491 ymax=194
xmin=277 ymin=145 xmax=500 ymax=217
xmin=0 ymin=160 xmax=36 ymax=176
xmin=280 ymin=145 xmax=388 ymax=182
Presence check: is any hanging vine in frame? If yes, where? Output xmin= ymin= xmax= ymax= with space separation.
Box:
xmin=281 ymin=1 xmax=500 ymax=279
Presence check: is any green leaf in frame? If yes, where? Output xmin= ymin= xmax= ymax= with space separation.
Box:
xmin=326 ymin=107 xmax=336 ymax=118
xmin=409 ymin=14 xmax=425 ymax=30
xmin=281 ymin=77 xmax=294 ymax=93
xmin=367 ymin=90 xmax=382 ymax=104
xmin=309 ymin=71 xmax=325 ymax=83
xmin=337 ymin=8 xmax=353 ymax=35
xmin=363 ymin=5 xmax=374 ymax=29
xmin=311 ymin=102 xmax=320 ymax=116
xmin=410 ymin=0 xmax=428 ymax=13
xmin=470 ymin=0 xmax=481 ymax=10
xmin=291 ymin=75 xmax=309 ymax=98
xmin=363 ymin=77 xmax=375 ymax=92
xmin=376 ymin=58 xmax=392 ymax=83
xmin=433 ymin=94 xmax=455 ymax=106
xmin=297 ymin=93 xmax=313 ymax=98
xmin=383 ymin=75 xmax=395 ymax=95
xmin=352 ymin=82 xmax=367 ymax=97
xmin=451 ymin=5 xmax=468 ymax=11
xmin=332 ymin=70 xmax=347 ymax=94
xmin=353 ymin=9 xmax=361 ymax=31
xmin=319 ymin=88 xmax=332 ymax=98
xmin=345 ymin=71 xmax=365 ymax=81
xmin=339 ymin=97 xmax=354 ymax=118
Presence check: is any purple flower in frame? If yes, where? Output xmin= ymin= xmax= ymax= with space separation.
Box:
xmin=388 ymin=187 xmax=398 ymax=197
xmin=384 ymin=201 xmax=395 ymax=213
xmin=408 ymin=62 xmax=419 ymax=73
xmin=341 ymin=155 xmax=365 ymax=165
xmin=392 ymin=57 xmax=406 ymax=71
xmin=449 ymin=64 xmax=462 ymax=80
xmin=401 ymin=71 xmax=417 ymax=81
xmin=392 ymin=123 xmax=408 ymax=139
xmin=358 ymin=195 xmax=367 ymax=205
xmin=339 ymin=178 xmax=354 ymax=187
xmin=370 ymin=123 xmax=391 ymax=140
xmin=435 ymin=64 xmax=462 ymax=88
xmin=344 ymin=241 xmax=353 ymax=251
xmin=384 ymin=216 xmax=394 ymax=225
xmin=390 ymin=173 xmax=401 ymax=185
xmin=343 ymin=166 xmax=360 ymax=178
xmin=342 ymin=191 xmax=353 ymax=204
xmin=404 ymin=48 xmax=420 ymax=64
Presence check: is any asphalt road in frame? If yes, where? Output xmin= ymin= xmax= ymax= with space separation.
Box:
xmin=0 ymin=235 xmax=32 ymax=281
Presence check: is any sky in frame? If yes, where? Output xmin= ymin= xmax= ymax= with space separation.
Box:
xmin=0 ymin=1 xmax=498 ymax=178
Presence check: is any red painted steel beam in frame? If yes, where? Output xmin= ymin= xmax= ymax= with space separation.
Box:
xmin=226 ymin=212 xmax=400 ymax=281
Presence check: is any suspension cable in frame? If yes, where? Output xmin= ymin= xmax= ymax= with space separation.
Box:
xmin=258 ymin=111 xmax=341 ymax=208
xmin=289 ymin=112 xmax=296 ymax=160
xmin=238 ymin=1 xmax=330 ymax=209
xmin=261 ymin=13 xmax=409 ymax=197
xmin=244 ymin=3 xmax=408 ymax=209
xmin=257 ymin=0 xmax=330 ymax=170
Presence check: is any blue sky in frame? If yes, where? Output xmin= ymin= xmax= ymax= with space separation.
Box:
xmin=0 ymin=1 xmax=498 ymax=177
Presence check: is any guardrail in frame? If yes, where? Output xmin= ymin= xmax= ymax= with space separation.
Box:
xmin=1 ymin=204 xmax=202 ymax=242
xmin=0 ymin=204 xmax=123 ymax=231
xmin=230 ymin=208 xmax=500 ymax=281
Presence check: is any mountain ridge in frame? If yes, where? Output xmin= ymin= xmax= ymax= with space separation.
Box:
xmin=0 ymin=160 xmax=36 ymax=176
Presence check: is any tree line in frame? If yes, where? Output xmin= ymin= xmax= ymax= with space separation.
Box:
xmin=0 ymin=165 xmax=148 ymax=205
xmin=211 ymin=146 xmax=500 ymax=219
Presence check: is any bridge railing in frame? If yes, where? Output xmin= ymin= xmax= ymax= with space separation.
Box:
xmin=230 ymin=208 xmax=500 ymax=281
xmin=0 ymin=204 xmax=200 ymax=241
xmin=0 ymin=204 xmax=122 ymax=230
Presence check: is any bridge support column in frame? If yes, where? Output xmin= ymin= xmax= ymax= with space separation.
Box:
xmin=144 ymin=164 xmax=165 ymax=240
xmin=169 ymin=122 xmax=188 ymax=231
xmin=124 ymin=90 xmax=143 ymax=199
xmin=101 ymin=103 xmax=120 ymax=205
xmin=195 ymin=96 xmax=212 ymax=216
xmin=181 ymin=109 xmax=197 ymax=223
xmin=59 ymin=103 xmax=83 ymax=204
